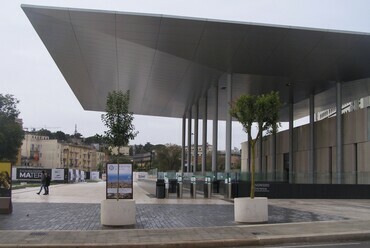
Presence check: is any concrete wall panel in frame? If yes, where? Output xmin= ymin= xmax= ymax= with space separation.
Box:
xmin=344 ymin=111 xmax=356 ymax=145
xmin=315 ymin=118 xmax=330 ymax=148
xmin=356 ymin=108 xmax=367 ymax=143
xmin=316 ymin=148 xmax=331 ymax=184
xmin=329 ymin=117 xmax=336 ymax=147
xmin=343 ymin=144 xmax=356 ymax=184
xmin=294 ymin=150 xmax=309 ymax=183
xmin=296 ymin=125 xmax=309 ymax=151
xmin=276 ymin=153 xmax=284 ymax=181
xmin=276 ymin=131 xmax=289 ymax=154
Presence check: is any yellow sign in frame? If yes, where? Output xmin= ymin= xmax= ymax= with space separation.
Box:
xmin=0 ymin=162 xmax=12 ymax=197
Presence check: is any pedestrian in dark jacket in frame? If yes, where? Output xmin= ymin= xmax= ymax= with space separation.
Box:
xmin=37 ymin=170 xmax=46 ymax=195
xmin=44 ymin=173 xmax=51 ymax=195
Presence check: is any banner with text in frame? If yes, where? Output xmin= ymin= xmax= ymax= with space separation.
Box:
xmin=16 ymin=168 xmax=51 ymax=181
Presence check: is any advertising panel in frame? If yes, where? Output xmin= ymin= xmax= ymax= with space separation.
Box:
xmin=51 ymin=169 xmax=65 ymax=181
xmin=69 ymin=169 xmax=73 ymax=182
xmin=106 ymin=163 xmax=133 ymax=199
xmin=16 ymin=168 xmax=51 ymax=181
xmin=91 ymin=171 xmax=100 ymax=180
xmin=0 ymin=162 xmax=12 ymax=197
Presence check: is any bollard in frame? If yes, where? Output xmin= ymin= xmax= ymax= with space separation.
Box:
xmin=177 ymin=176 xmax=183 ymax=199
xmin=177 ymin=182 xmax=183 ymax=198
xmin=204 ymin=177 xmax=212 ymax=199
xmin=207 ymin=182 xmax=212 ymax=198
xmin=225 ymin=178 xmax=231 ymax=199
xmin=192 ymin=183 xmax=197 ymax=198
xmin=191 ymin=176 xmax=196 ymax=198
xmin=165 ymin=177 xmax=169 ymax=199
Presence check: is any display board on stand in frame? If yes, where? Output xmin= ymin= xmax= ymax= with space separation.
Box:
xmin=106 ymin=163 xmax=133 ymax=199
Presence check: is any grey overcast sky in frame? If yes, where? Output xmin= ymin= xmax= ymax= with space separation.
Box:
xmin=1 ymin=0 xmax=370 ymax=149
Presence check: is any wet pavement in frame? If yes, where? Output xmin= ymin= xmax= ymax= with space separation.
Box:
xmin=1 ymin=181 xmax=370 ymax=247
xmin=0 ymin=180 xmax=349 ymax=230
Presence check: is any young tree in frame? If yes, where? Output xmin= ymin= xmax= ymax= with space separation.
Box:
xmin=101 ymin=90 xmax=138 ymax=200
xmin=0 ymin=94 xmax=25 ymax=163
xmin=101 ymin=90 xmax=138 ymax=155
xmin=230 ymin=91 xmax=281 ymax=198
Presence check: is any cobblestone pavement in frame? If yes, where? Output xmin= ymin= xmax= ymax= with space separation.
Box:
xmin=0 ymin=202 xmax=347 ymax=230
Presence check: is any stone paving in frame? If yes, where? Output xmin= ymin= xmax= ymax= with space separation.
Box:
xmin=0 ymin=202 xmax=347 ymax=230
xmin=2 ymin=182 xmax=370 ymax=247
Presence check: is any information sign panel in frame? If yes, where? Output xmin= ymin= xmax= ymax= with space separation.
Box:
xmin=106 ymin=163 xmax=133 ymax=199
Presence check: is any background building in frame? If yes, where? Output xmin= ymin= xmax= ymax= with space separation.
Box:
xmin=20 ymin=133 xmax=107 ymax=171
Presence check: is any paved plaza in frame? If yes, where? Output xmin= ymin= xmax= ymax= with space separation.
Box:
xmin=1 ymin=181 xmax=370 ymax=247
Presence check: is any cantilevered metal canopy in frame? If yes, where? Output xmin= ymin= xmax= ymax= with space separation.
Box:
xmin=22 ymin=5 xmax=370 ymax=121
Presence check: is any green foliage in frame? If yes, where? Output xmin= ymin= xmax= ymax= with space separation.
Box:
xmin=54 ymin=131 xmax=69 ymax=141
xmin=230 ymin=91 xmax=281 ymax=198
xmin=37 ymin=128 xmax=52 ymax=138
xmin=101 ymin=90 xmax=138 ymax=152
xmin=84 ymin=134 xmax=105 ymax=145
xmin=153 ymin=144 xmax=181 ymax=171
xmin=130 ymin=142 xmax=154 ymax=156
xmin=0 ymin=94 xmax=25 ymax=163
xmin=96 ymin=162 xmax=105 ymax=173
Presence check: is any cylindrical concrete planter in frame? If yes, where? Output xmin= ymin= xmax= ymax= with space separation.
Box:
xmin=234 ymin=197 xmax=268 ymax=223
xmin=101 ymin=199 xmax=136 ymax=226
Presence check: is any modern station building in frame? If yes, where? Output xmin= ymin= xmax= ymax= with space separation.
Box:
xmin=22 ymin=5 xmax=370 ymax=193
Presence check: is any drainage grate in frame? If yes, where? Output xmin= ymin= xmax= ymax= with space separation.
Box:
xmin=252 ymin=232 xmax=269 ymax=235
xmin=29 ymin=232 xmax=48 ymax=236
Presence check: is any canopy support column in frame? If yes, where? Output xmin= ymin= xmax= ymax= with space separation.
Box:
xmin=187 ymin=109 xmax=192 ymax=173
xmin=309 ymin=94 xmax=315 ymax=184
xmin=336 ymin=82 xmax=343 ymax=184
xmin=194 ymin=102 xmax=199 ymax=173
xmin=225 ymin=74 xmax=232 ymax=173
xmin=181 ymin=115 xmax=186 ymax=173
xmin=202 ymin=95 xmax=207 ymax=174
xmin=212 ymin=85 xmax=218 ymax=173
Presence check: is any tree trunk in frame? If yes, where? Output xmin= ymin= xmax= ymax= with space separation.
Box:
xmin=250 ymin=141 xmax=256 ymax=199
xmin=117 ymin=157 xmax=119 ymax=201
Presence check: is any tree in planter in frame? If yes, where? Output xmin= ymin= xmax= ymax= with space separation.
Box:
xmin=101 ymin=90 xmax=138 ymax=154
xmin=230 ymin=91 xmax=281 ymax=198
xmin=101 ymin=90 xmax=138 ymax=199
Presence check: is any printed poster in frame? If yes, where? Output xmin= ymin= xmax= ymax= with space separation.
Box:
xmin=90 ymin=171 xmax=100 ymax=180
xmin=51 ymin=169 xmax=64 ymax=181
xmin=0 ymin=162 xmax=11 ymax=198
xmin=106 ymin=163 xmax=133 ymax=199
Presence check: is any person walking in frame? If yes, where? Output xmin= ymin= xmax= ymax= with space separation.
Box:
xmin=36 ymin=170 xmax=46 ymax=195
xmin=44 ymin=172 xmax=51 ymax=195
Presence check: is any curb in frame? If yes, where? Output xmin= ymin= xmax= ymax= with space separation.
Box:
xmin=1 ymin=231 xmax=370 ymax=248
